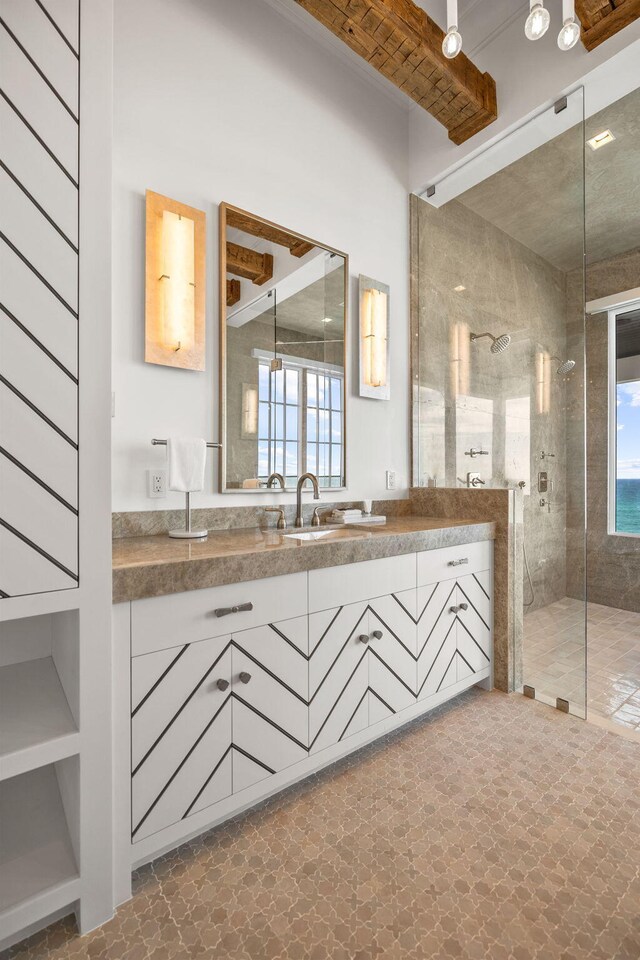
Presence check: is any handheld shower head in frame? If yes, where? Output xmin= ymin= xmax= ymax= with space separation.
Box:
xmin=552 ymin=356 xmax=576 ymax=375
xmin=470 ymin=332 xmax=511 ymax=355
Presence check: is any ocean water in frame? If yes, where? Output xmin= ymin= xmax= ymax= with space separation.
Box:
xmin=616 ymin=479 xmax=640 ymax=534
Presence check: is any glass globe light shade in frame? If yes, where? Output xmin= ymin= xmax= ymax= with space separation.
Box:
xmin=442 ymin=28 xmax=462 ymax=59
xmin=525 ymin=3 xmax=550 ymax=40
xmin=557 ymin=18 xmax=580 ymax=50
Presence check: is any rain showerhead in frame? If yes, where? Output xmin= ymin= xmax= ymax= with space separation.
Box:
xmin=470 ymin=331 xmax=511 ymax=355
xmin=552 ymin=356 xmax=576 ymax=375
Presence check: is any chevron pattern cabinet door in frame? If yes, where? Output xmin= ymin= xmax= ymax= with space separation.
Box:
xmin=367 ymin=590 xmax=417 ymax=725
xmin=231 ymin=616 xmax=309 ymax=794
xmin=416 ymin=580 xmax=459 ymax=700
xmin=456 ymin=572 xmax=492 ymax=682
xmin=131 ymin=635 xmax=233 ymax=842
xmin=0 ymin=0 xmax=80 ymax=598
xmin=309 ymin=602 xmax=370 ymax=753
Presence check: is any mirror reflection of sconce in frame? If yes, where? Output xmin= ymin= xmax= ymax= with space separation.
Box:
xmin=535 ymin=350 xmax=551 ymax=414
xmin=145 ymin=190 xmax=206 ymax=370
xmin=359 ymin=275 xmax=390 ymax=400
xmin=241 ymin=383 xmax=258 ymax=438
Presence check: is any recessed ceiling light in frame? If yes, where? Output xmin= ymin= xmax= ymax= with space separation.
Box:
xmin=322 ymin=317 xmax=333 ymax=323
xmin=454 ymin=285 xmax=466 ymax=292
xmin=587 ymin=130 xmax=616 ymax=151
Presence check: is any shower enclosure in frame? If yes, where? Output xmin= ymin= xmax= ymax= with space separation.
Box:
xmin=411 ymin=89 xmax=588 ymax=716
xmin=413 ymin=81 xmax=640 ymax=732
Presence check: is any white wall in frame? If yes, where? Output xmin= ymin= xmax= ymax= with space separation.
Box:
xmin=409 ymin=11 xmax=640 ymax=193
xmin=112 ymin=0 xmax=410 ymax=513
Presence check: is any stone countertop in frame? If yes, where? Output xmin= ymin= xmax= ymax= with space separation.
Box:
xmin=113 ymin=516 xmax=495 ymax=603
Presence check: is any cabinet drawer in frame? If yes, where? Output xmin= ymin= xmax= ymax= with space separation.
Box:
xmin=131 ymin=572 xmax=307 ymax=657
xmin=308 ymin=554 xmax=415 ymax=613
xmin=417 ymin=541 xmax=491 ymax=587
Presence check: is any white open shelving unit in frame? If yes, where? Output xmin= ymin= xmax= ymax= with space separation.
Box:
xmin=0 ymin=657 xmax=79 ymax=781
xmin=0 ymin=612 xmax=81 ymax=947
xmin=0 ymin=0 xmax=114 ymax=950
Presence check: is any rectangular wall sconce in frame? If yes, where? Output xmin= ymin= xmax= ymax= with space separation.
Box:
xmin=535 ymin=350 xmax=551 ymax=415
xmin=145 ymin=190 xmax=206 ymax=370
xmin=359 ymin=275 xmax=390 ymax=400
xmin=241 ymin=383 xmax=258 ymax=437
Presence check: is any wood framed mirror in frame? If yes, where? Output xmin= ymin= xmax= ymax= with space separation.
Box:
xmin=219 ymin=203 xmax=348 ymax=493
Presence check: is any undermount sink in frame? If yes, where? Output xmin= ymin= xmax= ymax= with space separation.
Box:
xmin=284 ymin=527 xmax=370 ymax=542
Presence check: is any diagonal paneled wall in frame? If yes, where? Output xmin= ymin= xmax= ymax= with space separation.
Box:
xmin=0 ymin=0 xmax=79 ymax=597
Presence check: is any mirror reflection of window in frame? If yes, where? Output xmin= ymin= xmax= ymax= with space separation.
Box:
xmin=256 ymin=362 xmax=343 ymax=489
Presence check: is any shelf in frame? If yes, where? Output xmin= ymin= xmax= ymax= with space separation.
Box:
xmin=0 ymin=658 xmax=79 ymax=781
xmin=0 ymin=765 xmax=80 ymax=942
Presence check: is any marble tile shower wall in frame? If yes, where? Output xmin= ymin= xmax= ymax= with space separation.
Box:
xmin=411 ymin=196 xmax=572 ymax=615
xmin=566 ymin=246 xmax=640 ymax=613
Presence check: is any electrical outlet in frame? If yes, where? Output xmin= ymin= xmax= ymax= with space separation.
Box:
xmin=386 ymin=470 xmax=396 ymax=490
xmin=147 ymin=469 xmax=166 ymax=499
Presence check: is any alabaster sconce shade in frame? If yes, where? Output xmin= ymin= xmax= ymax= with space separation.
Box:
xmin=359 ymin=275 xmax=390 ymax=400
xmin=145 ymin=190 xmax=206 ymax=370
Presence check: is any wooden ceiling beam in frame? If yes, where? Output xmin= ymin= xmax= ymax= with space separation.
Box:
xmin=226 ymin=279 xmax=241 ymax=306
xmin=292 ymin=0 xmax=497 ymax=144
xmin=226 ymin=208 xmax=314 ymax=257
xmin=226 ymin=242 xmax=273 ymax=285
xmin=576 ymin=0 xmax=640 ymax=48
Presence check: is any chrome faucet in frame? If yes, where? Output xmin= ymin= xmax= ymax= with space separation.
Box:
xmin=295 ymin=473 xmax=320 ymax=527
xmin=267 ymin=472 xmax=285 ymax=489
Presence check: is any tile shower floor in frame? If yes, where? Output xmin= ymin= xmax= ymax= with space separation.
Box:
xmin=524 ymin=597 xmax=640 ymax=732
xmin=4 ymin=689 xmax=640 ymax=960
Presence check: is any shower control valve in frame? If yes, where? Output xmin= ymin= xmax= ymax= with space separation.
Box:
xmin=467 ymin=473 xmax=486 ymax=487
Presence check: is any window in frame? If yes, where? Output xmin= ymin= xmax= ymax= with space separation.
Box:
xmin=257 ymin=361 xmax=343 ymax=488
xmin=609 ymin=305 xmax=640 ymax=535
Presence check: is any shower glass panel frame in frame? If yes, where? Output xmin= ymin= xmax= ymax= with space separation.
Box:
xmin=411 ymin=90 xmax=587 ymax=717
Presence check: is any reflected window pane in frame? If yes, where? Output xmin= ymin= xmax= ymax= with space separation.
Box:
xmin=286 ymin=405 xmax=298 ymax=440
xmin=307 ymin=443 xmax=317 ymax=473
xmin=307 ymin=372 xmax=317 ymax=406
xmin=331 ymin=378 xmax=341 ymax=410
xmin=274 ymin=441 xmax=284 ymax=474
xmin=307 ymin=408 xmax=317 ymax=442
xmin=331 ymin=444 xmax=341 ymax=475
xmin=274 ymin=369 xmax=284 ymax=403
xmin=258 ymin=441 xmax=269 ymax=476
xmin=286 ymin=369 xmax=298 ymax=405
xmin=286 ymin=442 xmax=298 ymax=478
xmin=319 ymin=409 xmax=329 ymax=442
xmin=258 ymin=364 xmax=269 ymax=398
xmin=258 ymin=402 xmax=269 ymax=439
xmin=318 ymin=376 xmax=326 ymax=407
xmin=331 ymin=412 xmax=341 ymax=442
xmin=275 ymin=404 xmax=284 ymax=440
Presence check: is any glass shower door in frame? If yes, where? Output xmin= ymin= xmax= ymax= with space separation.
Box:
xmin=412 ymin=89 xmax=587 ymax=717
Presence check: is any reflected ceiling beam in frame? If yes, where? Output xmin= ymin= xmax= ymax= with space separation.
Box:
xmin=226 ymin=242 xmax=274 ymax=285
xmin=292 ymin=0 xmax=497 ymax=144
xmin=227 ymin=279 xmax=241 ymax=306
xmin=576 ymin=0 xmax=640 ymax=50
xmin=226 ymin=209 xmax=315 ymax=257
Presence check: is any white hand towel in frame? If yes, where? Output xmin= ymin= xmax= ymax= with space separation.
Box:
xmin=167 ymin=437 xmax=206 ymax=492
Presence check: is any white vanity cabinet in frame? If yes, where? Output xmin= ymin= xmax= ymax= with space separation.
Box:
xmin=121 ymin=541 xmax=493 ymax=866
xmin=416 ymin=542 xmax=492 ymax=699
xmin=308 ymin=554 xmax=419 ymax=752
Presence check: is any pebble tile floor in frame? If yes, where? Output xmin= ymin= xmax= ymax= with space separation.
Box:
xmin=4 ymin=689 xmax=640 ymax=960
xmin=524 ymin=597 xmax=640 ymax=732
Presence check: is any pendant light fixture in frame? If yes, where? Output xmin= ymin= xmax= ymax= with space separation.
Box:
xmin=442 ymin=0 xmax=462 ymax=59
xmin=557 ymin=0 xmax=581 ymax=49
xmin=524 ymin=0 xmax=550 ymax=40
